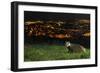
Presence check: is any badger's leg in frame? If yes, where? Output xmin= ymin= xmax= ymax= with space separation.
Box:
xmin=67 ymin=47 xmax=74 ymax=53
xmin=80 ymin=46 xmax=86 ymax=53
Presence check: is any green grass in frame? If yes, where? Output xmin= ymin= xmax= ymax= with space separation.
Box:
xmin=24 ymin=44 xmax=90 ymax=61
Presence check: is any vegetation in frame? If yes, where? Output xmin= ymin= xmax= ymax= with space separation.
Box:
xmin=24 ymin=44 xmax=90 ymax=61
xmin=24 ymin=12 xmax=90 ymax=62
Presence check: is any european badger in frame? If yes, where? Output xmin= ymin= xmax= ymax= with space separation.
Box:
xmin=65 ymin=41 xmax=86 ymax=53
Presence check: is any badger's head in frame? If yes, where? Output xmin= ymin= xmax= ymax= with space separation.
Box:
xmin=65 ymin=41 xmax=71 ymax=47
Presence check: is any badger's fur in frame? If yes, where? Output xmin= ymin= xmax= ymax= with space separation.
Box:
xmin=65 ymin=41 xmax=86 ymax=53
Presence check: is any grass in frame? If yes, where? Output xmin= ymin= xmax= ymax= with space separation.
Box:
xmin=24 ymin=44 xmax=90 ymax=61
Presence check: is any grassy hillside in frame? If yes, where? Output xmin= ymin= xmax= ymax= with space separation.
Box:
xmin=24 ymin=44 xmax=90 ymax=61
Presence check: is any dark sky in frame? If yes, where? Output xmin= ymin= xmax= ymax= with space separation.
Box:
xmin=24 ymin=11 xmax=90 ymax=21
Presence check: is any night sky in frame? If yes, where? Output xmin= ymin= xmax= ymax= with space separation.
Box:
xmin=24 ymin=11 xmax=90 ymax=21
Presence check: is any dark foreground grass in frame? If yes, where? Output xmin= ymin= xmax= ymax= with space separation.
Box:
xmin=24 ymin=44 xmax=90 ymax=61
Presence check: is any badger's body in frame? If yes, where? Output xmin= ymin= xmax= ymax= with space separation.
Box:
xmin=65 ymin=42 xmax=86 ymax=53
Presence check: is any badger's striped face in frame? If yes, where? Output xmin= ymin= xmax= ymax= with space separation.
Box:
xmin=65 ymin=42 xmax=71 ymax=47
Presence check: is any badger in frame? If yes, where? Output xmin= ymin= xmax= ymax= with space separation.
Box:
xmin=65 ymin=41 xmax=86 ymax=53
